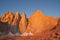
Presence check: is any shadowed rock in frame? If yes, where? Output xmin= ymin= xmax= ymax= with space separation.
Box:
xmin=27 ymin=10 xmax=57 ymax=34
xmin=11 ymin=12 xmax=21 ymax=34
xmin=0 ymin=22 xmax=10 ymax=35
xmin=1 ymin=12 xmax=14 ymax=24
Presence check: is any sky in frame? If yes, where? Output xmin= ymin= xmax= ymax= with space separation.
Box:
xmin=0 ymin=0 xmax=60 ymax=18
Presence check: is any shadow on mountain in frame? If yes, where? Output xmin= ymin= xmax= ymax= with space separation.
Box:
xmin=0 ymin=22 xmax=10 ymax=35
xmin=0 ymin=21 xmax=20 ymax=35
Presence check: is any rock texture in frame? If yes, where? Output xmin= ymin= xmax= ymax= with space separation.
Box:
xmin=0 ymin=10 xmax=59 ymax=36
xmin=33 ymin=18 xmax=60 ymax=40
xmin=11 ymin=12 xmax=20 ymax=34
xmin=0 ymin=22 xmax=10 ymax=34
xmin=0 ymin=10 xmax=60 ymax=40
xmin=0 ymin=11 xmax=20 ymax=34
xmin=27 ymin=10 xmax=45 ymax=33
xmin=19 ymin=12 xmax=27 ymax=33
xmin=1 ymin=12 xmax=14 ymax=24
xmin=0 ymin=19 xmax=60 ymax=40
xmin=12 ymin=12 xmax=20 ymax=26
xmin=27 ymin=10 xmax=57 ymax=34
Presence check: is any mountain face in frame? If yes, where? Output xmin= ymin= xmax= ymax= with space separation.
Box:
xmin=1 ymin=12 xmax=14 ymax=24
xmin=27 ymin=10 xmax=45 ymax=33
xmin=11 ymin=12 xmax=20 ymax=34
xmin=12 ymin=12 xmax=20 ymax=26
xmin=0 ymin=12 xmax=20 ymax=34
xmin=27 ymin=10 xmax=57 ymax=34
xmin=19 ymin=13 xmax=27 ymax=34
xmin=0 ymin=10 xmax=59 ymax=35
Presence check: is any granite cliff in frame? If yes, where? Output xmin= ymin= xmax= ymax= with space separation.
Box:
xmin=0 ymin=10 xmax=59 ymax=35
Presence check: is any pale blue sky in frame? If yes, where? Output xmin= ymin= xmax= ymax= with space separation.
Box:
xmin=0 ymin=0 xmax=60 ymax=18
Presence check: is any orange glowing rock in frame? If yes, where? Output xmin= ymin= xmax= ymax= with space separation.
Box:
xmin=1 ymin=12 xmax=14 ymax=24
xmin=48 ymin=16 xmax=57 ymax=29
xmin=27 ymin=10 xmax=45 ymax=33
xmin=12 ymin=12 xmax=20 ymax=26
xmin=11 ymin=12 xmax=21 ymax=34
xmin=19 ymin=12 xmax=28 ymax=33
xmin=27 ymin=10 xmax=57 ymax=34
xmin=0 ymin=10 xmax=58 ymax=35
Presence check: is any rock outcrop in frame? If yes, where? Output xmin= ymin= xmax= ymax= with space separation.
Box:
xmin=27 ymin=10 xmax=57 ymax=34
xmin=0 ymin=10 xmax=59 ymax=35
xmin=27 ymin=10 xmax=45 ymax=33
xmin=1 ymin=12 xmax=14 ymax=24
xmin=0 ymin=12 xmax=21 ymax=34
xmin=11 ymin=12 xmax=20 ymax=34
xmin=12 ymin=12 xmax=20 ymax=26
xmin=19 ymin=12 xmax=27 ymax=33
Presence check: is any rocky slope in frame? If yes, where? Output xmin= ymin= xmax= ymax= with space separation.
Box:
xmin=0 ymin=10 xmax=59 ymax=36
xmin=0 ymin=18 xmax=60 ymax=40
xmin=27 ymin=10 xmax=57 ymax=34
xmin=0 ymin=11 xmax=20 ymax=34
xmin=19 ymin=12 xmax=27 ymax=34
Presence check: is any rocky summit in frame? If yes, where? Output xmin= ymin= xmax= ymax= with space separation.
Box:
xmin=0 ymin=10 xmax=57 ymax=34
xmin=27 ymin=10 xmax=57 ymax=34
xmin=19 ymin=12 xmax=27 ymax=34
xmin=0 ymin=10 xmax=59 ymax=36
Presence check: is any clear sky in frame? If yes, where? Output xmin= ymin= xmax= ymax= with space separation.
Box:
xmin=0 ymin=0 xmax=60 ymax=18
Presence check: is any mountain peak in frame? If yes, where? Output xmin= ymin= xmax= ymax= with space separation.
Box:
xmin=29 ymin=10 xmax=44 ymax=19
xmin=15 ymin=11 xmax=20 ymax=16
xmin=0 ymin=10 xmax=59 ymax=35
xmin=22 ymin=12 xmax=26 ymax=16
xmin=19 ymin=12 xmax=27 ymax=33
xmin=1 ymin=12 xmax=14 ymax=23
xmin=11 ymin=11 xmax=20 ymax=26
xmin=8 ymin=11 xmax=13 ymax=15
xmin=33 ymin=10 xmax=44 ymax=16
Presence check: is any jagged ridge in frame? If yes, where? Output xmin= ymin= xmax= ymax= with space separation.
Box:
xmin=0 ymin=10 xmax=59 ymax=36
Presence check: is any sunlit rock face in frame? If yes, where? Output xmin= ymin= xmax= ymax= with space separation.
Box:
xmin=27 ymin=10 xmax=45 ymax=33
xmin=43 ymin=16 xmax=57 ymax=32
xmin=11 ymin=12 xmax=20 ymax=34
xmin=27 ymin=10 xmax=57 ymax=34
xmin=1 ymin=12 xmax=14 ymax=24
xmin=19 ymin=12 xmax=28 ymax=34
xmin=0 ymin=10 xmax=59 ymax=36
xmin=33 ymin=18 xmax=60 ymax=40
xmin=0 ymin=12 xmax=21 ymax=34
xmin=57 ymin=18 xmax=60 ymax=29
xmin=48 ymin=16 xmax=57 ymax=30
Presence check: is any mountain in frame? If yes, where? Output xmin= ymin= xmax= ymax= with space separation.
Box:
xmin=0 ymin=10 xmax=59 ymax=36
xmin=11 ymin=12 xmax=20 ymax=34
xmin=0 ymin=11 xmax=20 ymax=34
xmin=1 ymin=12 xmax=14 ymax=24
xmin=19 ymin=12 xmax=27 ymax=33
xmin=27 ymin=10 xmax=57 ymax=34
xmin=0 ymin=21 xmax=10 ymax=34
xmin=12 ymin=12 xmax=20 ymax=26
xmin=27 ymin=10 xmax=45 ymax=33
